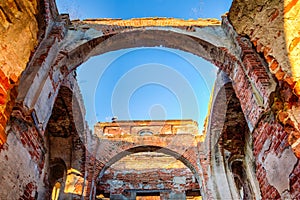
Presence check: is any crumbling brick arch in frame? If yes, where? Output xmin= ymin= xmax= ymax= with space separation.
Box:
xmin=33 ymin=15 xmax=274 ymax=132
xmin=98 ymin=145 xmax=200 ymax=181
xmin=228 ymin=0 xmax=300 ymax=159
xmin=16 ymin=12 xmax=277 ymax=149
xmin=204 ymin=71 xmax=261 ymax=199
xmin=45 ymin=77 xmax=88 ymax=198
xmin=93 ymin=145 xmax=203 ymax=198
xmin=12 ymin=14 xmax=279 ymax=198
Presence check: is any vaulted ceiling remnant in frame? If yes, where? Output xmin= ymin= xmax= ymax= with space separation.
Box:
xmin=0 ymin=0 xmax=299 ymax=199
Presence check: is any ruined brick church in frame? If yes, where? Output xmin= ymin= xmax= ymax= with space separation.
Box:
xmin=0 ymin=0 xmax=300 ymax=199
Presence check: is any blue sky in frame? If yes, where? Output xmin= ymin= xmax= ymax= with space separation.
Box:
xmin=57 ymin=0 xmax=232 ymax=20
xmin=76 ymin=48 xmax=217 ymax=129
xmin=56 ymin=0 xmax=232 ymax=131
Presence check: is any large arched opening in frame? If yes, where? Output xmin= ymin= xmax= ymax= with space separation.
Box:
xmin=0 ymin=0 xmax=300 ymax=199
xmin=14 ymin=14 xmax=274 ymax=199
xmin=95 ymin=145 xmax=202 ymax=200
xmin=18 ymin=15 xmax=275 ymax=139
xmin=203 ymin=70 xmax=261 ymax=199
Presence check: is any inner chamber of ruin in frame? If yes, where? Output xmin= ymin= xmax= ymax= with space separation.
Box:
xmin=0 ymin=0 xmax=300 ymax=199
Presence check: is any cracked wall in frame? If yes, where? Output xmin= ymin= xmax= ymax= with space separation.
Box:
xmin=229 ymin=0 xmax=300 ymax=198
xmin=0 ymin=0 xmax=299 ymax=199
xmin=0 ymin=0 xmax=40 ymax=145
xmin=229 ymin=0 xmax=300 ymax=157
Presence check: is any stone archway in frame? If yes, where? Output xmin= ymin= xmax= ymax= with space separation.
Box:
xmin=84 ymin=120 xmax=203 ymax=199
xmin=0 ymin=0 xmax=299 ymax=199
xmin=95 ymin=145 xmax=202 ymax=200
xmin=11 ymin=12 xmax=280 ymax=199
xmin=18 ymin=14 xmax=276 ymax=142
xmin=201 ymin=70 xmax=262 ymax=199
xmin=44 ymin=74 xmax=89 ymax=198
xmin=97 ymin=145 xmax=200 ymax=182
xmin=48 ymin=158 xmax=67 ymax=200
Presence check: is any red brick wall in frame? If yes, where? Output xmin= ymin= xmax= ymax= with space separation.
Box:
xmin=0 ymin=0 xmax=299 ymax=199
xmin=253 ymin=118 xmax=299 ymax=199
xmin=19 ymin=182 xmax=38 ymax=200
xmin=10 ymin=106 xmax=46 ymax=171
xmin=0 ymin=0 xmax=40 ymax=145
xmin=98 ymin=168 xmax=199 ymax=195
xmin=228 ymin=0 xmax=300 ymax=158
xmin=84 ymin=135 xmax=201 ymax=198
xmin=0 ymin=106 xmax=47 ymax=199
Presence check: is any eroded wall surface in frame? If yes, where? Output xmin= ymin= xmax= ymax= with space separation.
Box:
xmin=229 ymin=0 xmax=300 ymax=198
xmin=99 ymin=168 xmax=200 ymax=196
xmin=0 ymin=0 xmax=40 ymax=144
xmin=0 ymin=0 xmax=299 ymax=199
xmin=229 ymin=0 xmax=300 ymax=156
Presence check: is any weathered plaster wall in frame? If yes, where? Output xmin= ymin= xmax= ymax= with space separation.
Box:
xmin=0 ymin=108 xmax=47 ymax=200
xmin=229 ymin=0 xmax=300 ymax=157
xmin=88 ymin=120 xmax=202 ymax=198
xmin=0 ymin=69 xmax=86 ymax=199
xmin=0 ymin=0 xmax=40 ymax=145
xmin=0 ymin=132 xmax=41 ymax=199
xmin=253 ymin=120 xmax=299 ymax=199
xmin=0 ymin=0 xmax=299 ymax=199
xmin=228 ymin=0 xmax=300 ymax=198
xmin=98 ymin=168 xmax=200 ymax=195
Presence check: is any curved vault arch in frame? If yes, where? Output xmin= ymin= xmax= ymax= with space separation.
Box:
xmin=18 ymin=15 xmax=276 ymax=138
xmin=203 ymin=70 xmax=261 ymax=199
xmin=98 ymin=145 xmax=202 ymax=195
xmin=97 ymin=145 xmax=200 ymax=182
xmin=59 ymin=21 xmax=274 ymax=133
xmin=12 ymin=15 xmax=281 ymax=198
xmin=61 ymin=21 xmax=236 ymax=73
xmin=94 ymin=145 xmax=203 ymax=198
xmin=1 ymin=1 xmax=300 ymax=199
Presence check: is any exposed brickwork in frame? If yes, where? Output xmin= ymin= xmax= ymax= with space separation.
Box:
xmin=228 ymin=0 xmax=300 ymax=157
xmin=253 ymin=118 xmax=299 ymax=198
xmin=93 ymin=121 xmax=200 ymax=172
xmin=219 ymin=17 xmax=277 ymax=129
xmin=98 ymin=168 xmax=200 ymax=195
xmin=0 ymin=0 xmax=41 ymax=145
xmin=0 ymin=0 xmax=299 ymax=199
xmin=19 ymin=182 xmax=37 ymax=200
xmin=290 ymin=161 xmax=300 ymax=198
xmin=82 ymin=120 xmax=203 ymax=198
xmin=9 ymin=106 xmax=45 ymax=173
xmin=0 ymin=108 xmax=46 ymax=199
xmin=236 ymin=36 xmax=274 ymax=105
xmin=80 ymin=17 xmax=220 ymax=27
xmin=84 ymin=152 xmax=105 ymax=198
